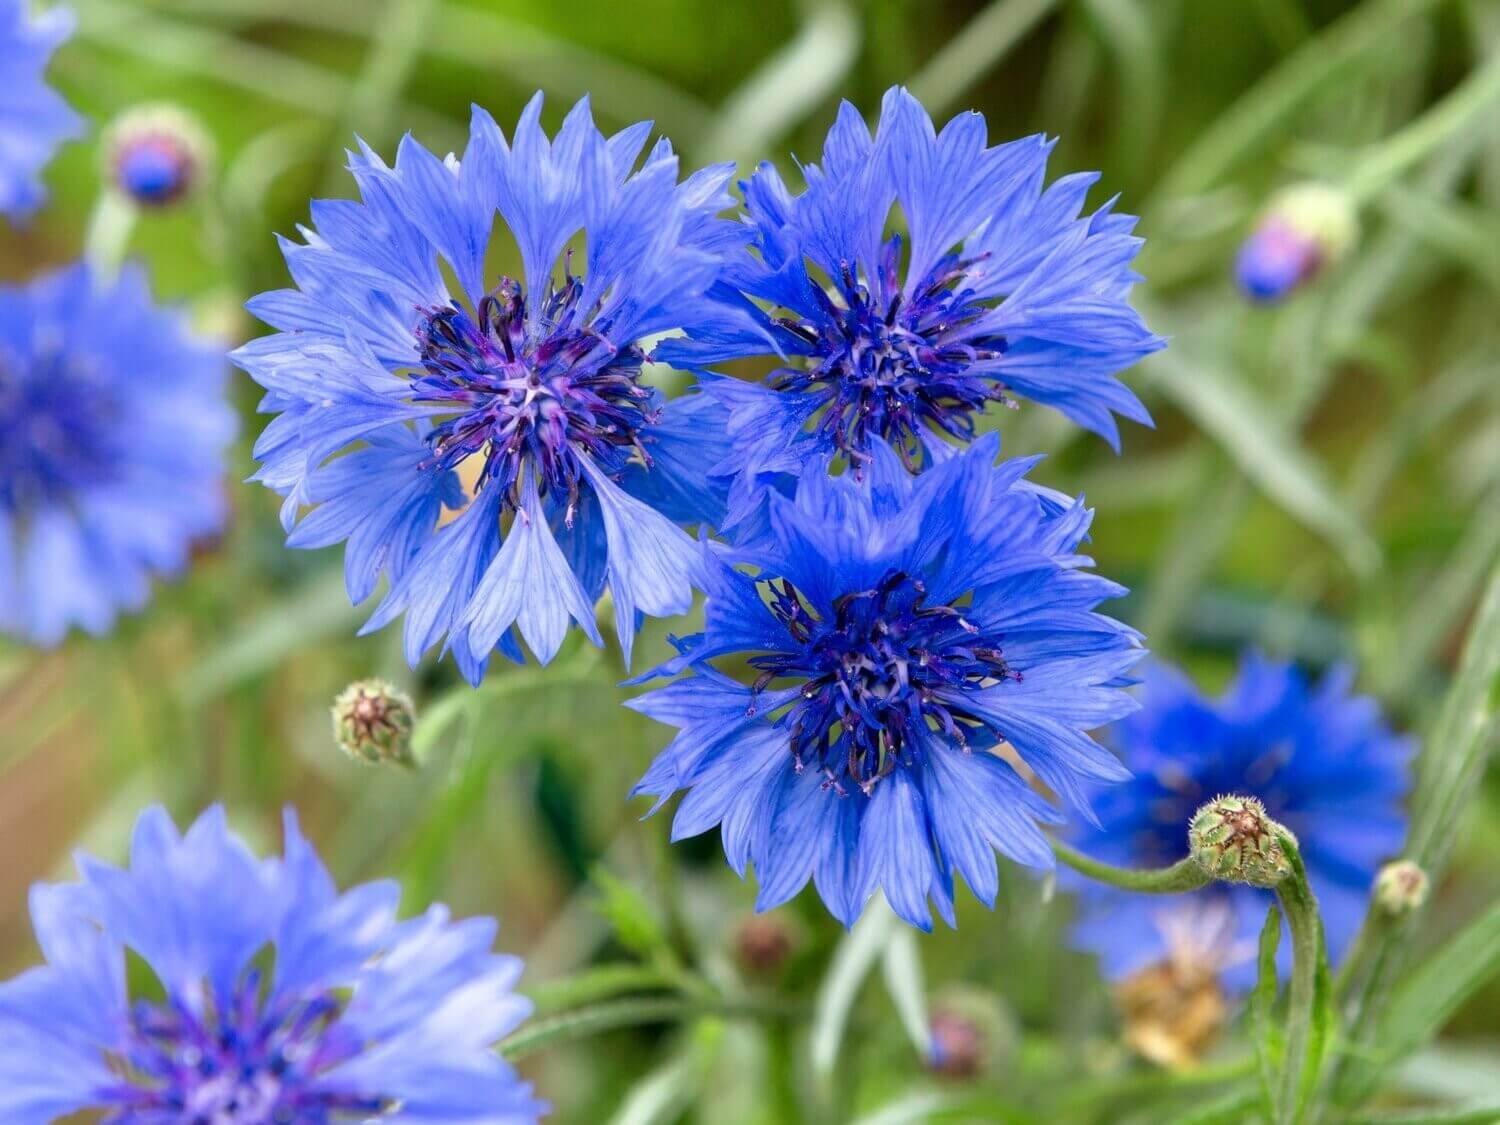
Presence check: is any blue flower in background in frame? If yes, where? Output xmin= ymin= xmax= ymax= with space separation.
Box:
xmin=630 ymin=435 xmax=1143 ymax=931
xmin=0 ymin=263 xmax=232 ymax=645
xmin=1069 ymin=654 xmax=1410 ymax=988
xmin=659 ymin=86 xmax=1163 ymax=533
xmin=0 ymin=805 xmax=546 ymax=1123
xmin=0 ymin=0 xmax=81 ymax=219
xmin=236 ymin=94 xmax=742 ymax=681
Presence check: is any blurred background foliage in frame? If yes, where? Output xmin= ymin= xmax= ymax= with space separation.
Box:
xmin=3 ymin=0 xmax=1499 ymax=1121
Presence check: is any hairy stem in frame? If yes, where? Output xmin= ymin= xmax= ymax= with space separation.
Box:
xmin=1050 ymin=839 xmax=1213 ymax=893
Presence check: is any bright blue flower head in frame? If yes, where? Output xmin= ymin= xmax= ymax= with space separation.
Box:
xmin=629 ymin=435 xmax=1143 ymax=931
xmin=658 ymin=86 xmax=1163 ymax=532
xmin=235 ymin=94 xmax=743 ymax=681
xmin=1069 ymin=654 xmax=1410 ymax=987
xmin=0 ymin=0 xmax=81 ymax=218
xmin=0 ymin=263 xmax=233 ymax=645
xmin=0 ymin=805 xmax=546 ymax=1123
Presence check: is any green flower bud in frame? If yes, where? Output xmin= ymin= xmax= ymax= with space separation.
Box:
xmin=332 ymin=679 xmax=416 ymax=766
xmin=1188 ymin=795 xmax=1294 ymax=887
xmin=1373 ymin=859 xmax=1428 ymax=915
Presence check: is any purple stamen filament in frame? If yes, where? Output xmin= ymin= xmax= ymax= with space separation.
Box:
xmin=750 ymin=569 xmax=1020 ymax=796
xmin=99 ymin=969 xmax=384 ymax=1124
xmin=411 ymin=269 xmax=655 ymax=522
xmin=770 ymin=235 xmax=1011 ymax=470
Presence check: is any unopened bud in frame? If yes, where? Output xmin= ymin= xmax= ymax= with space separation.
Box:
xmin=105 ymin=104 xmax=213 ymax=209
xmin=1188 ymin=795 xmax=1294 ymax=887
xmin=1373 ymin=859 xmax=1428 ymax=915
xmin=332 ymin=679 xmax=416 ymax=766
xmin=1235 ymin=182 xmax=1357 ymax=302
xmin=734 ymin=914 xmax=794 ymax=976
xmin=928 ymin=1010 xmax=985 ymax=1079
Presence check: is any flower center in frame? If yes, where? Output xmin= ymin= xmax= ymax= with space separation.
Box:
xmin=0 ymin=354 xmax=119 ymax=513
xmin=102 ymin=971 xmax=382 ymax=1124
xmin=750 ymin=570 xmax=1019 ymax=795
xmin=770 ymin=236 xmax=1010 ymax=469
xmin=411 ymin=272 xmax=654 ymax=520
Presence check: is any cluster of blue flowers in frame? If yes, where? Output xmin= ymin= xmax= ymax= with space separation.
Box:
xmin=0 ymin=7 xmax=1416 ymax=1107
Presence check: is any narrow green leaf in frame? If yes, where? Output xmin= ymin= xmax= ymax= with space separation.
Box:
xmin=812 ymin=898 xmax=899 ymax=1079
xmin=880 ymin=925 xmax=932 ymax=1060
xmin=908 ymin=0 xmax=1063 ymax=115
xmin=526 ymin=964 xmax=675 ymax=1017
xmin=590 ymin=867 xmax=669 ymax=961
xmin=698 ymin=0 xmax=859 ymax=164
xmin=1253 ymin=903 xmax=1284 ymax=1118
xmin=1142 ymin=348 xmax=1381 ymax=577
xmin=1379 ymin=901 xmax=1500 ymax=1065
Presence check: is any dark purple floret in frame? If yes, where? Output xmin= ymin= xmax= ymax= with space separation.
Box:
xmin=771 ymin=235 xmax=1011 ymax=470
xmin=0 ymin=353 xmax=119 ymax=513
xmin=100 ymin=969 xmax=381 ymax=1124
xmin=411 ymin=269 xmax=654 ymax=522
xmin=750 ymin=569 xmax=1019 ymax=795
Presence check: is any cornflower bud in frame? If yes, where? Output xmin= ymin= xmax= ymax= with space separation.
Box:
xmin=105 ymin=104 xmax=213 ymax=209
xmin=1188 ymin=794 xmax=1295 ymax=887
xmin=332 ymin=679 xmax=416 ymax=766
xmin=1235 ymin=181 xmax=1357 ymax=302
xmin=1373 ymin=859 xmax=1429 ymax=916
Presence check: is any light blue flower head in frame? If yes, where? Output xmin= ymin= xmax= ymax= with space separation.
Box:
xmin=0 ymin=263 xmax=233 ymax=644
xmin=629 ymin=435 xmax=1144 ymax=931
xmin=659 ymin=86 xmax=1164 ymax=534
xmin=0 ymin=805 xmax=546 ymax=1122
xmin=0 ymin=0 xmax=82 ymax=218
xmin=235 ymin=94 xmax=745 ymax=681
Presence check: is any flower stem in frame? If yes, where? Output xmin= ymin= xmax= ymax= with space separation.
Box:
xmin=82 ymin=190 xmax=138 ymax=280
xmin=498 ymin=995 xmax=806 ymax=1061
xmin=1272 ymin=833 xmax=1330 ymax=1125
xmin=1344 ymin=50 xmax=1500 ymax=203
xmin=1050 ymin=839 xmax=1212 ymax=893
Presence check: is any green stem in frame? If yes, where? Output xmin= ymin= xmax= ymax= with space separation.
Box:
xmin=1050 ymin=839 xmax=1212 ymax=893
xmin=1273 ymin=834 xmax=1329 ymax=1125
xmin=1344 ymin=51 xmax=1500 ymax=202
xmin=498 ymin=995 xmax=805 ymax=1061
xmin=82 ymin=190 xmax=138 ymax=280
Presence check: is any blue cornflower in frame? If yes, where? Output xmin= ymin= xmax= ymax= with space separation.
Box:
xmin=1069 ymin=654 xmax=1410 ymax=988
xmin=0 ymin=804 xmax=546 ymax=1123
xmin=235 ymin=95 xmax=742 ymax=681
xmin=0 ymin=263 xmax=233 ymax=645
xmin=629 ymin=435 xmax=1143 ymax=931
xmin=658 ymin=86 xmax=1163 ymax=532
xmin=0 ymin=0 xmax=81 ymax=218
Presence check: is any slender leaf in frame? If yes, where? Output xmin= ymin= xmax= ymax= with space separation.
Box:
xmin=812 ymin=898 xmax=899 ymax=1079
xmin=881 ymin=924 xmax=932 ymax=1060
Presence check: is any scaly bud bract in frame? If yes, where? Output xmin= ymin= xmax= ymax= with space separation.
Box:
xmin=1188 ymin=794 xmax=1294 ymax=887
xmin=332 ymin=679 xmax=416 ymax=766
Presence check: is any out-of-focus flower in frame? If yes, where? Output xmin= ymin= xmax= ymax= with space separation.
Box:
xmin=0 ymin=805 xmax=546 ymax=1122
xmin=235 ymin=94 xmax=743 ymax=681
xmin=658 ymin=85 xmax=1162 ymax=534
xmin=1111 ymin=898 xmax=1238 ymax=1069
xmin=0 ymin=263 xmax=233 ymax=644
xmin=733 ymin=914 xmax=795 ymax=976
xmin=0 ymin=0 xmax=81 ymax=219
xmin=630 ymin=435 xmax=1143 ymax=932
xmin=1234 ymin=182 xmax=1357 ymax=302
xmin=332 ymin=677 xmax=416 ymax=766
xmin=1373 ymin=858 xmax=1428 ymax=916
xmin=105 ymin=103 xmax=213 ymax=209
xmin=1069 ymin=654 xmax=1410 ymax=989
